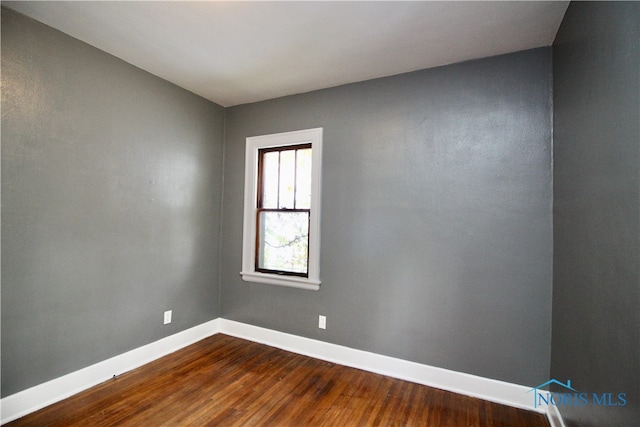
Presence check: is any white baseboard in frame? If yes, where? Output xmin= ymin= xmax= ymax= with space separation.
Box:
xmin=217 ymin=319 xmax=544 ymax=414
xmin=0 ymin=319 xmax=221 ymax=425
xmin=2 ymin=318 xmax=560 ymax=426
xmin=546 ymin=404 xmax=566 ymax=427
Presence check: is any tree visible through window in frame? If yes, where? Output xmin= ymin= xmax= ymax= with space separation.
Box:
xmin=256 ymin=144 xmax=312 ymax=276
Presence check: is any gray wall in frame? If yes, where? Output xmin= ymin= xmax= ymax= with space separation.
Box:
xmin=221 ymin=48 xmax=553 ymax=387
xmin=1 ymin=8 xmax=225 ymax=397
xmin=551 ymin=2 xmax=640 ymax=426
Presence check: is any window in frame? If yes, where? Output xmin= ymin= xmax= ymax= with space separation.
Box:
xmin=256 ymin=144 xmax=311 ymax=276
xmin=241 ymin=128 xmax=322 ymax=290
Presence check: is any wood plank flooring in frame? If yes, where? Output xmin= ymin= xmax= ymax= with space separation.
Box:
xmin=7 ymin=334 xmax=550 ymax=426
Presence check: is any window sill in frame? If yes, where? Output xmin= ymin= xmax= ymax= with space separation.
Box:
xmin=240 ymin=271 xmax=320 ymax=291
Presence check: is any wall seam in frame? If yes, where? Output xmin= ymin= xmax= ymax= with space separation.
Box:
xmin=216 ymin=108 xmax=228 ymax=317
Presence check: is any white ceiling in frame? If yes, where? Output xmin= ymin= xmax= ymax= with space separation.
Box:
xmin=4 ymin=1 xmax=569 ymax=107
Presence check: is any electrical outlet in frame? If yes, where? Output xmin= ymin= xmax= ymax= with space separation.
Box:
xmin=318 ymin=315 xmax=326 ymax=329
xmin=164 ymin=310 xmax=172 ymax=325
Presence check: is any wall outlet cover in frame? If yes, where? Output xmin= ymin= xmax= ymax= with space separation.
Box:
xmin=318 ymin=315 xmax=326 ymax=329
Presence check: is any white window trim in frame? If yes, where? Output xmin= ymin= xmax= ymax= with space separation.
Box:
xmin=240 ymin=128 xmax=322 ymax=291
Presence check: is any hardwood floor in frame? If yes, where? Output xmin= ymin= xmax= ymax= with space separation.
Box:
xmin=7 ymin=334 xmax=550 ymax=426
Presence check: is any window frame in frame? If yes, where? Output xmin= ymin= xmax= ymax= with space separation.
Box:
xmin=255 ymin=142 xmax=311 ymax=277
xmin=241 ymin=128 xmax=322 ymax=291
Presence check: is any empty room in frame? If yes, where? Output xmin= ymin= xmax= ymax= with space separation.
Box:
xmin=1 ymin=1 xmax=638 ymax=426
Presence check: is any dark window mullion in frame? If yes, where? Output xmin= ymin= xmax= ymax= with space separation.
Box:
xmin=257 ymin=150 xmax=265 ymax=209
xmin=277 ymin=151 xmax=281 ymax=209
xmin=293 ymin=149 xmax=298 ymax=209
xmin=258 ymin=208 xmax=309 ymax=213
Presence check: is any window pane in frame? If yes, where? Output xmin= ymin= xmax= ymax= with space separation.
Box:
xmin=261 ymin=151 xmax=279 ymax=208
xmin=278 ymin=150 xmax=296 ymax=209
xmin=258 ymin=211 xmax=309 ymax=274
xmin=295 ymin=148 xmax=312 ymax=209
